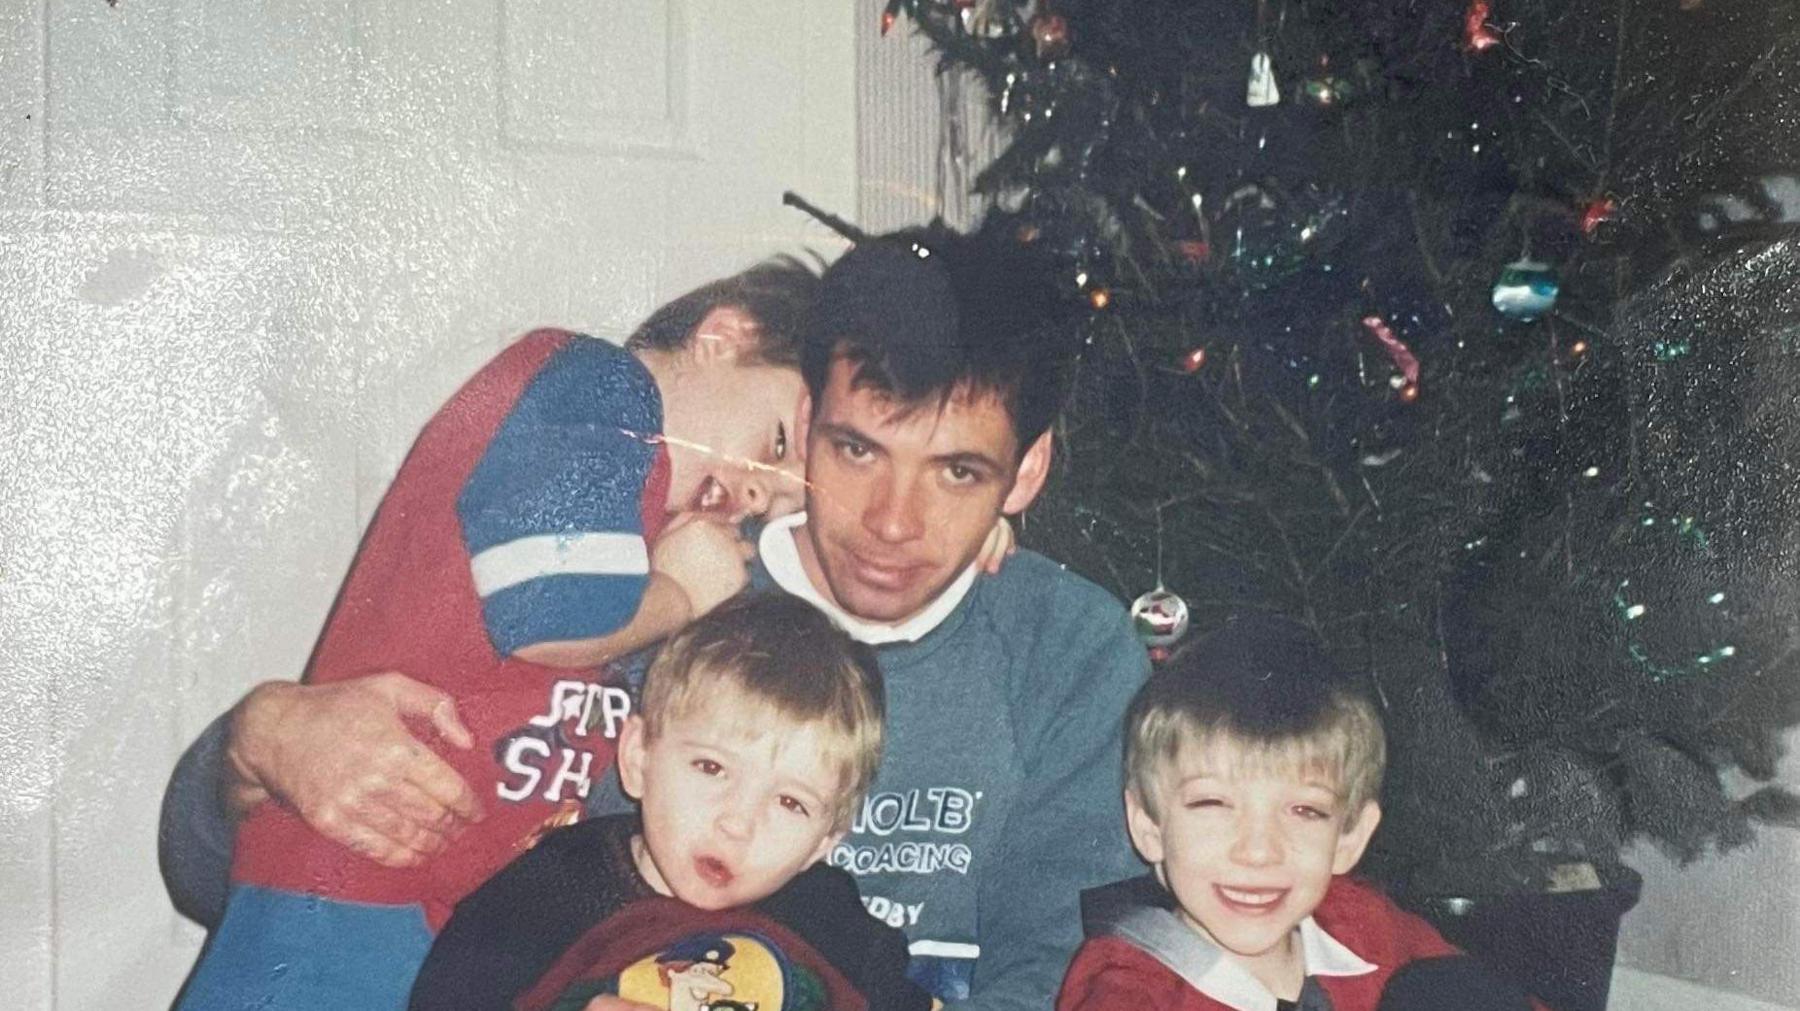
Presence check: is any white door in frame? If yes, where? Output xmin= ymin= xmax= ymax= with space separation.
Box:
xmin=0 ymin=2 xmax=854 ymax=1006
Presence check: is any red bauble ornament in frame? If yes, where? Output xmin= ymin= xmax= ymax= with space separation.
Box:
xmin=1580 ymin=197 xmax=1617 ymax=237
xmin=1031 ymin=13 xmax=1070 ymax=59
xmin=1175 ymin=239 xmax=1211 ymax=264
xmin=1180 ymin=347 xmax=1208 ymax=373
xmin=880 ymin=9 xmax=897 ymax=36
xmin=1462 ymin=0 xmax=1502 ymax=51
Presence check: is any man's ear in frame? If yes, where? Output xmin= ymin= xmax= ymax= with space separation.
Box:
xmin=688 ymin=305 xmax=760 ymax=363
xmin=617 ymin=715 xmax=649 ymax=801
xmin=1000 ymin=429 xmax=1054 ymax=515
xmin=795 ymin=390 xmax=814 ymax=461
xmin=1332 ymin=800 xmax=1382 ymax=875
xmin=1124 ymin=787 xmax=1166 ymax=865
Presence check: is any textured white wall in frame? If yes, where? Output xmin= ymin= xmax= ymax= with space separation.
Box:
xmin=0 ymin=2 xmax=853 ymax=1007
xmin=1616 ymin=731 xmax=1800 ymax=1008
xmin=854 ymin=7 xmax=1000 ymax=233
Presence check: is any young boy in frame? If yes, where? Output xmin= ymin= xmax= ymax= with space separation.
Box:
xmin=1057 ymin=615 xmax=1536 ymax=1011
xmin=178 ymin=261 xmax=820 ymax=1010
xmin=409 ymin=592 xmax=935 ymax=1011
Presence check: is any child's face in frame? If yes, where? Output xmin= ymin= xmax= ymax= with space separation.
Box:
xmin=658 ymin=308 xmax=808 ymax=523
xmin=618 ymin=689 xmax=848 ymax=910
xmin=1126 ymin=740 xmax=1380 ymax=981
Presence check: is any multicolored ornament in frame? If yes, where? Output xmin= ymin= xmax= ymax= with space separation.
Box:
xmin=1247 ymin=50 xmax=1281 ymax=107
xmin=1130 ymin=586 xmax=1191 ymax=649
xmin=1031 ymin=12 xmax=1070 ymax=59
xmin=1490 ymin=259 xmax=1561 ymax=320
xmin=1301 ymin=74 xmax=1353 ymax=107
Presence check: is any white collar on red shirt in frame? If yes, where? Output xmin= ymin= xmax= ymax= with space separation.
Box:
xmin=1110 ymin=907 xmax=1377 ymax=1011
xmin=757 ymin=512 xmax=977 ymax=645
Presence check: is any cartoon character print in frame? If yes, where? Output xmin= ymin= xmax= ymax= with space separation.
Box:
xmin=553 ymin=931 xmax=830 ymax=1011
xmin=654 ymin=936 xmax=740 ymax=1011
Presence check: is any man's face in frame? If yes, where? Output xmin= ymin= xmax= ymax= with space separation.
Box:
xmin=797 ymin=356 xmax=1051 ymax=622
xmin=619 ymin=690 xmax=847 ymax=911
xmin=1125 ymin=740 xmax=1380 ymax=986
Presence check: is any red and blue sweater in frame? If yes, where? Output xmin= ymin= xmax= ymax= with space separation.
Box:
xmin=233 ymin=330 xmax=669 ymax=927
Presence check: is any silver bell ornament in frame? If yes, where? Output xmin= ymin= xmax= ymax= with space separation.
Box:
xmin=1130 ymin=586 xmax=1191 ymax=649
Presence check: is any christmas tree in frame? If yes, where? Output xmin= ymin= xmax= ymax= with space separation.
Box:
xmin=886 ymin=0 xmax=1800 ymax=900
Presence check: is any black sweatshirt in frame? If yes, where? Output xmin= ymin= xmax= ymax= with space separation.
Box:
xmin=409 ymin=814 xmax=932 ymax=1011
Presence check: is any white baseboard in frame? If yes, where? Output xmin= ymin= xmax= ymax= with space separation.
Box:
xmin=1609 ymin=967 xmax=1799 ymax=1011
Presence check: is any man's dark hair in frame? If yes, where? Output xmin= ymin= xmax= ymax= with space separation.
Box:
xmin=801 ymin=215 xmax=1082 ymax=452
xmin=625 ymin=256 xmax=820 ymax=369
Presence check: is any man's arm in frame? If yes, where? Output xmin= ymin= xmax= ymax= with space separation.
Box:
xmin=157 ymin=673 xmax=485 ymax=926
xmin=959 ymin=579 xmax=1150 ymax=1010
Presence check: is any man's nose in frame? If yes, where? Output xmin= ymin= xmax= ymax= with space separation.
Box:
xmin=862 ymin=474 xmax=925 ymax=544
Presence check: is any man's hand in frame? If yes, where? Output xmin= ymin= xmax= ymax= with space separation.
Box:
xmin=651 ymin=512 xmax=755 ymax=619
xmin=225 ymin=672 xmax=485 ymax=867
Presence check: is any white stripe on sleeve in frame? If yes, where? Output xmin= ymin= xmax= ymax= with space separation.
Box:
xmin=469 ymin=532 xmax=649 ymax=598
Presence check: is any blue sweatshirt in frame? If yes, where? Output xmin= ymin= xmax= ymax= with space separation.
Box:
xmin=747 ymin=517 xmax=1150 ymax=1010
xmin=159 ymin=521 xmax=1149 ymax=1011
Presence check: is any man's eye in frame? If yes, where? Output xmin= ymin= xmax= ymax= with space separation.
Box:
xmin=774 ymin=422 xmax=788 ymax=461
xmin=1294 ymin=805 xmax=1332 ymax=821
xmin=1183 ymin=797 xmax=1225 ymax=810
xmin=779 ymin=795 xmax=811 ymax=817
xmin=692 ymin=759 xmax=723 ymax=776
xmin=838 ymin=439 xmax=872 ymax=461
xmin=945 ymin=463 xmax=977 ymax=485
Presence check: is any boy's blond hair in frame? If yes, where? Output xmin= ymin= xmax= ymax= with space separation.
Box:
xmin=1125 ymin=615 xmax=1385 ymax=823
xmin=639 ymin=592 xmax=884 ymax=828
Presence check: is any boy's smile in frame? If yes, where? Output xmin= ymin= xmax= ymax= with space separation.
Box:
xmin=1126 ymin=740 xmax=1380 ymax=996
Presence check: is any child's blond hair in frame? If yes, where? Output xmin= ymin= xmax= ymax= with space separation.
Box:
xmin=640 ymin=592 xmax=884 ymax=828
xmin=1125 ymin=615 xmax=1385 ymax=823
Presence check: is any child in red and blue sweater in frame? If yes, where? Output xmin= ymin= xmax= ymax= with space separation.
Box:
xmin=178 ymin=262 xmax=817 ymax=1011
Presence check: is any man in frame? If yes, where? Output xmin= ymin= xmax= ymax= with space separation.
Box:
xmin=162 ymin=223 xmax=1149 ymax=1010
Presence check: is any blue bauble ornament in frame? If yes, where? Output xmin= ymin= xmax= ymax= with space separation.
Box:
xmin=1491 ymin=258 xmax=1561 ymax=321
